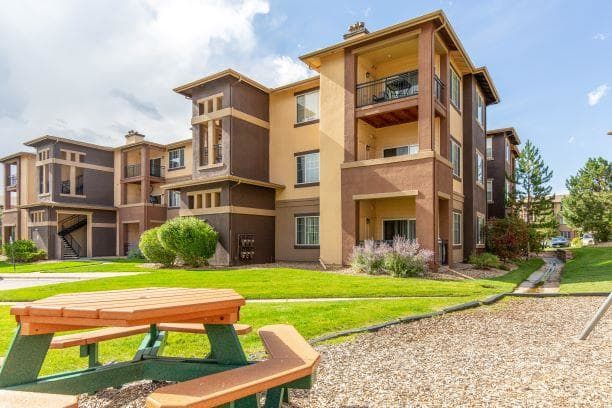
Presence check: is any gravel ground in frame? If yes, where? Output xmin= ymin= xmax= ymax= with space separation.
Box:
xmin=80 ymin=297 xmax=610 ymax=407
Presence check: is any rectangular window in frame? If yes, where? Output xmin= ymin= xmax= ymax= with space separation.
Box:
xmin=383 ymin=144 xmax=419 ymax=158
xmin=450 ymin=139 xmax=461 ymax=178
xmin=168 ymin=148 xmax=185 ymax=169
xmin=452 ymin=212 xmax=462 ymax=246
xmin=295 ymin=215 xmax=319 ymax=246
xmin=296 ymin=152 xmax=320 ymax=185
xmin=505 ymin=179 xmax=512 ymax=200
xmin=505 ymin=139 xmax=511 ymax=162
xmin=149 ymin=195 xmax=162 ymax=205
xmin=486 ymin=137 xmax=493 ymax=159
xmin=168 ymin=191 xmax=181 ymax=208
xmin=476 ymin=93 xmax=485 ymax=126
xmin=383 ymin=219 xmax=416 ymax=242
xmin=561 ymin=230 xmax=571 ymax=239
xmin=487 ymin=179 xmax=493 ymax=203
xmin=450 ymin=68 xmax=460 ymax=110
xmin=476 ymin=215 xmax=486 ymax=245
xmin=31 ymin=211 xmax=45 ymax=223
xmin=476 ymin=151 xmax=484 ymax=186
xmin=296 ymin=90 xmax=319 ymax=124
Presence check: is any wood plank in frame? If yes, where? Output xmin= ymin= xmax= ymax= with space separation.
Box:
xmin=158 ymin=323 xmax=251 ymax=335
xmin=49 ymin=326 xmax=150 ymax=349
xmin=0 ymin=390 xmax=77 ymax=408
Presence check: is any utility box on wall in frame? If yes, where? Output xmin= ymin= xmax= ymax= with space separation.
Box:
xmin=238 ymin=233 xmax=255 ymax=261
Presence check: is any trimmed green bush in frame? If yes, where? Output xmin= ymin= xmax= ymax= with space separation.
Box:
xmin=127 ymin=247 xmax=145 ymax=261
xmin=2 ymin=240 xmax=46 ymax=263
xmin=138 ymin=227 xmax=176 ymax=267
xmin=469 ymin=252 xmax=501 ymax=269
xmin=158 ymin=217 xmax=218 ymax=267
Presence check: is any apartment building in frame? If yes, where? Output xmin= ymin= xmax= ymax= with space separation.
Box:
xmin=486 ymin=128 xmax=520 ymax=219
xmin=552 ymin=194 xmax=577 ymax=239
xmin=0 ymin=10 xmax=500 ymax=265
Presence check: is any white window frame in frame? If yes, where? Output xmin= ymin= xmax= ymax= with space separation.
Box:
xmin=382 ymin=144 xmax=419 ymax=158
xmin=450 ymin=139 xmax=461 ymax=178
xmin=475 ymin=150 xmax=485 ymax=187
xmin=452 ymin=211 xmax=462 ymax=246
xmin=486 ymin=137 xmax=493 ymax=159
xmin=476 ymin=92 xmax=485 ymax=127
xmin=450 ymin=67 xmax=461 ymax=110
xmin=505 ymin=139 xmax=511 ymax=163
xmin=476 ymin=215 xmax=486 ymax=246
xmin=168 ymin=148 xmax=185 ymax=169
xmin=295 ymin=89 xmax=319 ymax=124
xmin=168 ymin=190 xmax=181 ymax=208
xmin=296 ymin=152 xmax=320 ymax=185
xmin=487 ymin=179 xmax=494 ymax=203
xmin=295 ymin=215 xmax=320 ymax=246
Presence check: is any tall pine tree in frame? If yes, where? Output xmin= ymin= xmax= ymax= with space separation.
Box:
xmin=510 ymin=140 xmax=557 ymax=250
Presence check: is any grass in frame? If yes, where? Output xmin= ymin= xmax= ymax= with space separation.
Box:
xmin=559 ymin=246 xmax=612 ymax=293
xmin=0 ymin=259 xmax=149 ymax=273
xmin=0 ymin=297 xmax=473 ymax=375
xmin=0 ymin=261 xmax=543 ymax=302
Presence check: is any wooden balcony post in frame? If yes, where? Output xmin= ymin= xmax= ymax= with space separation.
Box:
xmin=417 ymin=22 xmax=435 ymax=151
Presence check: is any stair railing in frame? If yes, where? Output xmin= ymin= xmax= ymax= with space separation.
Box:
xmin=62 ymin=233 xmax=83 ymax=258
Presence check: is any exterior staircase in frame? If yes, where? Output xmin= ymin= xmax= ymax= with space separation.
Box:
xmin=57 ymin=215 xmax=87 ymax=260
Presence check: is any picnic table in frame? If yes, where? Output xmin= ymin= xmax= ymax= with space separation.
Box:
xmin=0 ymin=287 xmax=319 ymax=407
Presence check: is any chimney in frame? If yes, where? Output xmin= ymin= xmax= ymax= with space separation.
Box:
xmin=125 ymin=130 xmax=145 ymax=145
xmin=343 ymin=21 xmax=369 ymax=40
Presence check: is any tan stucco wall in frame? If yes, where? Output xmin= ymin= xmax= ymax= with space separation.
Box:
xmin=449 ymin=59 xmax=463 ymax=196
xmin=166 ymin=142 xmax=193 ymax=179
xmin=318 ymin=51 xmax=345 ymax=265
xmin=269 ymin=78 xmax=320 ymax=201
xmin=20 ymin=156 xmax=36 ymax=205
xmin=358 ymin=196 xmax=416 ymax=240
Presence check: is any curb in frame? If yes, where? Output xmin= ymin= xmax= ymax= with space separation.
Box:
xmin=309 ymin=291 xmax=610 ymax=345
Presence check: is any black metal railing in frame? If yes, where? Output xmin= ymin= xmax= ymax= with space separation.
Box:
xmin=434 ymin=75 xmax=444 ymax=103
xmin=125 ymin=164 xmax=141 ymax=178
xmin=63 ymin=233 xmax=83 ymax=258
xmin=76 ymin=174 xmax=84 ymax=195
xmin=213 ymin=144 xmax=222 ymax=164
xmin=150 ymin=163 xmax=165 ymax=178
xmin=149 ymin=195 xmax=162 ymax=205
xmin=200 ymin=147 xmax=209 ymax=165
xmin=356 ymin=70 xmax=418 ymax=108
xmin=61 ymin=180 xmax=70 ymax=194
xmin=7 ymin=175 xmax=17 ymax=187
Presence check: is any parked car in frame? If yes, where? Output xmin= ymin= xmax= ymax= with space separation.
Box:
xmin=551 ymin=236 xmax=570 ymax=248
xmin=581 ymin=233 xmax=595 ymax=246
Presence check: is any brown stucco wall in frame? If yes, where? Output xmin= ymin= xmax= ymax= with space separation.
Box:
xmin=487 ymin=135 xmax=508 ymax=219
xmin=275 ymin=198 xmax=320 ymax=262
xmin=230 ymin=117 xmax=270 ymax=181
xmin=229 ymin=213 xmax=275 ymax=264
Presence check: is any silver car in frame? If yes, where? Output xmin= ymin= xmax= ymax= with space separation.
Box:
xmin=582 ymin=233 xmax=595 ymax=246
xmin=551 ymin=236 xmax=569 ymax=247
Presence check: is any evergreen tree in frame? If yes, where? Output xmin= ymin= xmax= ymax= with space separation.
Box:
xmin=511 ymin=140 xmax=557 ymax=250
xmin=562 ymin=157 xmax=612 ymax=242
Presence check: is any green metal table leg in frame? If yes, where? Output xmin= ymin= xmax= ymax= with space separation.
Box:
xmin=264 ymin=387 xmax=284 ymax=408
xmin=134 ymin=325 xmax=166 ymax=360
xmin=205 ymin=324 xmax=258 ymax=408
xmin=0 ymin=325 xmax=53 ymax=387
xmin=80 ymin=344 xmax=100 ymax=368
xmin=283 ymin=388 xmax=290 ymax=403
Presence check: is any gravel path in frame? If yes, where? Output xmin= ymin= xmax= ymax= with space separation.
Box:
xmin=80 ymin=297 xmax=610 ymax=407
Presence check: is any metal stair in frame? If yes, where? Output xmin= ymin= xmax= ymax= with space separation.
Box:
xmin=57 ymin=215 xmax=87 ymax=259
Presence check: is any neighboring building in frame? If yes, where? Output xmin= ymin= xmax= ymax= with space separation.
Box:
xmin=553 ymin=194 xmax=577 ymax=239
xmin=486 ymin=128 xmax=520 ymax=220
xmin=0 ymin=10 xmax=501 ymax=265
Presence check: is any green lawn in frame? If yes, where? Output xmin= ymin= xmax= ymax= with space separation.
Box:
xmin=0 ymin=297 xmax=473 ymax=375
xmin=0 ymin=258 xmax=543 ymax=302
xmin=0 ymin=259 xmax=149 ymax=273
xmin=560 ymin=246 xmax=612 ymax=292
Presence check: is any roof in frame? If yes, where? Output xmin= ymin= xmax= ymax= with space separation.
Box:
xmin=173 ymin=68 xmax=270 ymax=97
xmin=270 ymin=76 xmax=320 ymax=93
xmin=0 ymin=152 xmax=36 ymax=163
xmin=24 ymin=135 xmax=115 ymax=152
xmin=487 ymin=127 xmax=521 ymax=145
xmin=299 ymin=9 xmax=500 ymax=105
xmin=161 ymin=175 xmax=285 ymax=191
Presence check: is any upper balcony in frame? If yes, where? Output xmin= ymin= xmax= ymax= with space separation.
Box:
xmin=6 ymin=175 xmax=17 ymax=189
xmin=124 ymin=163 xmax=165 ymax=179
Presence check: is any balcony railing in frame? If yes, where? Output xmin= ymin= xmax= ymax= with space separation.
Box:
xmin=356 ymin=70 xmax=418 ymax=108
xmin=61 ymin=175 xmax=84 ymax=196
xmin=200 ymin=145 xmax=223 ymax=166
xmin=200 ymin=147 xmax=209 ymax=165
xmin=213 ymin=144 xmax=222 ymax=164
xmin=61 ymin=180 xmax=70 ymax=194
xmin=150 ymin=163 xmax=165 ymax=178
xmin=7 ymin=175 xmax=17 ymax=187
xmin=125 ymin=164 xmax=141 ymax=178
xmin=434 ymin=75 xmax=444 ymax=103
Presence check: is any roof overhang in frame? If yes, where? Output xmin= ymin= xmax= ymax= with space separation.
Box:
xmin=173 ymin=68 xmax=270 ymax=98
xmin=161 ymin=175 xmax=285 ymax=191
xmin=24 ymin=135 xmax=114 ymax=152
xmin=0 ymin=152 xmax=35 ymax=163
xmin=487 ymin=127 xmax=521 ymax=145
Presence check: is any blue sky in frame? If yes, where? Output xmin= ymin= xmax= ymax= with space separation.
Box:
xmin=0 ymin=0 xmax=610 ymax=192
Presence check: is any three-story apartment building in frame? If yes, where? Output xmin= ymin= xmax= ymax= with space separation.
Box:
xmin=1 ymin=10 xmax=500 ymax=266
xmin=486 ymin=127 xmax=520 ymax=219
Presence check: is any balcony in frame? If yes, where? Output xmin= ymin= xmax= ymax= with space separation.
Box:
xmin=200 ymin=145 xmax=223 ymax=166
xmin=356 ymin=70 xmax=418 ymax=108
xmin=7 ymin=175 xmax=17 ymax=188
xmin=61 ymin=175 xmax=84 ymax=196
xmin=125 ymin=164 xmax=141 ymax=178
xmin=149 ymin=163 xmax=165 ymax=178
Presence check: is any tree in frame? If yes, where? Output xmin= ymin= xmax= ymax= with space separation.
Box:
xmin=510 ymin=140 xmax=557 ymax=251
xmin=562 ymin=157 xmax=612 ymax=242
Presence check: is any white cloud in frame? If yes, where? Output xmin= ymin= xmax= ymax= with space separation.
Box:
xmin=567 ymin=136 xmax=575 ymax=144
xmin=587 ymin=84 xmax=610 ymax=106
xmin=593 ymin=33 xmax=607 ymax=40
xmin=0 ymin=0 xmax=311 ymax=155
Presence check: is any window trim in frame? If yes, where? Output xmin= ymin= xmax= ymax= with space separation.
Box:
xmin=168 ymin=147 xmax=185 ymax=170
xmin=382 ymin=144 xmax=419 ymax=158
xmin=505 ymin=139 xmax=511 ymax=163
xmin=294 ymin=213 xmax=320 ymax=248
xmin=452 ymin=211 xmax=462 ymax=246
xmin=450 ymin=137 xmax=462 ymax=180
xmin=486 ymin=137 xmax=493 ymax=160
xmin=475 ymin=91 xmax=485 ymax=129
xmin=475 ymin=149 xmax=485 ymax=188
xmin=381 ymin=218 xmax=417 ymax=241
xmin=295 ymin=150 xmax=320 ymax=187
xmin=487 ymin=179 xmax=494 ymax=203
xmin=295 ymin=88 xmax=320 ymax=125
xmin=449 ymin=66 xmax=461 ymax=111
xmin=167 ymin=190 xmax=181 ymax=209
xmin=476 ymin=214 xmax=486 ymax=246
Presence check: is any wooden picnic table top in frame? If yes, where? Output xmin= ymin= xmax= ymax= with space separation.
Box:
xmin=10 ymin=287 xmax=245 ymax=335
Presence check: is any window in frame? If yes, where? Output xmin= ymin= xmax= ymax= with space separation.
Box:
xmin=505 ymin=139 xmax=511 ymax=162
xmin=561 ymin=231 xmax=571 ymax=239
xmin=295 ymin=215 xmax=319 ymax=246
xmin=383 ymin=219 xmax=416 ymax=241
xmin=149 ymin=195 xmax=162 ymax=205
xmin=168 ymin=148 xmax=185 ymax=169
xmin=505 ymin=179 xmax=512 ymax=200
xmin=37 ymin=149 xmax=49 ymax=161
xmin=476 ymin=151 xmax=484 ymax=186
xmin=296 ymin=152 xmax=319 ymax=185
xmin=452 ymin=212 xmax=462 ymax=246
xmin=486 ymin=137 xmax=493 ymax=159
xmin=383 ymin=144 xmax=419 ymax=158
xmin=30 ymin=211 xmax=44 ymax=223
xmin=487 ymin=179 xmax=493 ymax=203
xmin=296 ymin=90 xmax=319 ymax=124
xmin=187 ymin=190 xmax=221 ymax=210
xmin=450 ymin=139 xmax=461 ymax=178
xmin=476 ymin=92 xmax=485 ymax=126
xmin=450 ymin=68 xmax=460 ymax=109
xmin=559 ymin=214 xmax=565 ymax=225
xmin=476 ymin=215 xmax=486 ymax=245
xmin=168 ymin=191 xmax=181 ymax=208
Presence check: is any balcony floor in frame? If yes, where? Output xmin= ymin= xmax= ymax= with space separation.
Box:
xmin=356 ymin=96 xmax=419 ymax=128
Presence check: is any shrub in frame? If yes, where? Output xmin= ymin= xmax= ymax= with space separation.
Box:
xmin=570 ymin=237 xmax=582 ymax=248
xmin=138 ymin=227 xmax=176 ymax=267
xmin=350 ymin=237 xmax=433 ymax=277
xmin=486 ymin=216 xmax=530 ymax=260
xmin=158 ymin=217 xmax=218 ymax=267
xmin=3 ymin=240 xmax=46 ymax=263
xmin=350 ymin=240 xmax=389 ymax=275
xmin=469 ymin=252 xmax=501 ymax=269
xmin=127 ymin=247 xmax=145 ymax=261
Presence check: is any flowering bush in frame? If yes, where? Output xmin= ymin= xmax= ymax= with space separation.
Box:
xmin=351 ymin=236 xmax=433 ymax=277
xmin=486 ymin=216 xmax=530 ymax=260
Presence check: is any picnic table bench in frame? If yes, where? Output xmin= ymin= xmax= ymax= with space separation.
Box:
xmin=0 ymin=287 xmax=319 ymax=408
